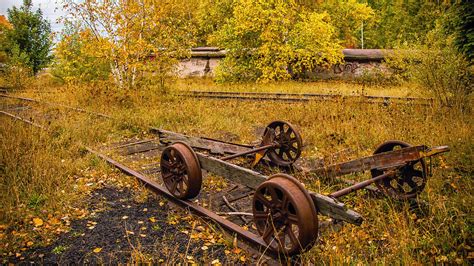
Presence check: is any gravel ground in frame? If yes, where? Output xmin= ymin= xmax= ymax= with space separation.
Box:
xmin=6 ymin=186 xmax=235 ymax=264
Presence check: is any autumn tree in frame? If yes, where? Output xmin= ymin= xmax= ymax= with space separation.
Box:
xmin=52 ymin=23 xmax=110 ymax=83
xmin=6 ymin=0 xmax=52 ymax=74
xmin=211 ymin=0 xmax=342 ymax=82
xmin=0 ymin=15 xmax=13 ymax=63
xmin=62 ymin=0 xmax=197 ymax=89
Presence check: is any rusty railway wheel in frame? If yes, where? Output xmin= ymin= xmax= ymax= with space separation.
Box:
xmin=371 ymin=140 xmax=428 ymax=200
xmin=265 ymin=121 xmax=303 ymax=167
xmin=160 ymin=142 xmax=202 ymax=199
xmin=252 ymin=174 xmax=318 ymax=255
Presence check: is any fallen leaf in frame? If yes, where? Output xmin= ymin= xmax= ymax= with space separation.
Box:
xmin=149 ymin=217 xmax=156 ymax=223
xmin=201 ymin=246 xmax=208 ymax=251
xmin=26 ymin=241 xmax=34 ymax=247
xmin=93 ymin=247 xmax=102 ymax=253
xmin=122 ymin=216 xmax=129 ymax=220
xmin=33 ymin=218 xmax=43 ymax=227
xmin=211 ymin=259 xmax=220 ymax=265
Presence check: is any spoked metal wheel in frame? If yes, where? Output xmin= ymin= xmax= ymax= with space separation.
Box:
xmin=371 ymin=140 xmax=428 ymax=200
xmin=160 ymin=141 xmax=202 ymax=199
xmin=264 ymin=121 xmax=303 ymax=167
xmin=252 ymin=174 xmax=318 ymax=255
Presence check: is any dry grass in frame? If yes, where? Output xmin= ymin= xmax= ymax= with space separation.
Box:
xmin=2 ymin=77 xmax=472 ymax=263
xmin=175 ymin=77 xmax=430 ymax=98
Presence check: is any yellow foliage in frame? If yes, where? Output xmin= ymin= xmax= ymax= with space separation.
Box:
xmin=61 ymin=0 xmax=198 ymax=89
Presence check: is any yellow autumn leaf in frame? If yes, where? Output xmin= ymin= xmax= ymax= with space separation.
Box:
xmin=93 ymin=247 xmax=102 ymax=253
xmin=149 ymin=217 xmax=156 ymax=223
xmin=33 ymin=218 xmax=44 ymax=227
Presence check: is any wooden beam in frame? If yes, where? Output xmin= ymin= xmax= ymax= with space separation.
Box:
xmin=151 ymin=128 xmax=252 ymax=155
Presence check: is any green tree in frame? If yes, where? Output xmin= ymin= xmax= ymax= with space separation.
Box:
xmin=7 ymin=0 xmax=52 ymax=74
xmin=363 ymin=0 xmax=451 ymax=48
xmin=453 ymin=1 xmax=474 ymax=63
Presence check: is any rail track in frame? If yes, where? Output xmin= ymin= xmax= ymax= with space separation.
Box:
xmin=179 ymin=90 xmax=434 ymax=105
xmin=0 ymin=93 xmax=449 ymax=259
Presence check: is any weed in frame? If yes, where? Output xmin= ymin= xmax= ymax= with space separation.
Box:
xmin=52 ymin=245 xmax=67 ymax=254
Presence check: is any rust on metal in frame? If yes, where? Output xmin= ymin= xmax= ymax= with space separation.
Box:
xmin=329 ymin=171 xmax=396 ymax=198
xmin=0 ymin=94 xmax=113 ymax=119
xmin=264 ymin=121 xmax=303 ymax=167
xmin=153 ymin=128 xmax=252 ymax=155
xmin=180 ymin=90 xmax=434 ymax=105
xmin=160 ymin=142 xmax=202 ymax=199
xmin=220 ymin=143 xmax=276 ymax=161
xmin=196 ymin=152 xmax=363 ymax=225
xmin=253 ymin=174 xmax=318 ymax=255
xmin=311 ymin=145 xmax=429 ymax=177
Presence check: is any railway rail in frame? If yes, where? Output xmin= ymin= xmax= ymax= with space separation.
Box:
xmin=0 ymin=93 xmax=449 ymax=257
xmin=179 ymin=90 xmax=434 ymax=105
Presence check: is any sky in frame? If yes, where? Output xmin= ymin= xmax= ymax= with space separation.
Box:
xmin=0 ymin=0 xmax=66 ymax=33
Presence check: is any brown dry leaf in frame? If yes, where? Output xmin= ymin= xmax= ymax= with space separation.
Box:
xmin=33 ymin=218 xmax=43 ymax=227
xmin=233 ymin=247 xmax=242 ymax=254
xmin=93 ymin=247 xmax=102 ymax=253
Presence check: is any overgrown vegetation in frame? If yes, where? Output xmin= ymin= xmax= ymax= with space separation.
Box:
xmin=1 ymin=78 xmax=472 ymax=263
xmin=0 ymin=0 xmax=472 ymax=264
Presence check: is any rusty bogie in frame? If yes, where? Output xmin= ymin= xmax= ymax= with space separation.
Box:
xmin=160 ymin=141 xmax=202 ymax=199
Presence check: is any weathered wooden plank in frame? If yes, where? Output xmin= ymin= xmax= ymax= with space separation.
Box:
xmin=197 ymin=153 xmax=266 ymax=189
xmin=311 ymin=146 xmax=427 ymax=177
xmin=197 ymin=153 xmax=363 ymax=225
xmin=151 ymin=128 xmax=252 ymax=155
xmin=310 ymin=193 xmax=363 ymax=225
xmin=123 ymin=142 xmax=163 ymax=155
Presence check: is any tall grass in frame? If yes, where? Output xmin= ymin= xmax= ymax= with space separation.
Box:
xmin=3 ymin=78 xmax=473 ymax=263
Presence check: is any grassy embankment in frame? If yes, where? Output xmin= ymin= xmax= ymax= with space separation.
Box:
xmin=1 ymin=77 xmax=472 ymax=263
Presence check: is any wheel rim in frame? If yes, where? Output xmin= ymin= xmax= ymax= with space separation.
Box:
xmin=253 ymin=174 xmax=318 ymax=255
xmin=265 ymin=121 xmax=303 ymax=167
xmin=371 ymin=140 xmax=427 ymax=200
xmin=160 ymin=142 xmax=202 ymax=199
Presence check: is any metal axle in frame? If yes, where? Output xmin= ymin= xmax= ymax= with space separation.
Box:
xmin=220 ymin=143 xmax=277 ymax=161
xmin=329 ymin=170 xmax=396 ymax=198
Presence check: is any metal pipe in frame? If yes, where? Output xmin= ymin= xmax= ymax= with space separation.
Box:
xmin=329 ymin=170 xmax=395 ymax=198
xmin=220 ymin=143 xmax=276 ymax=161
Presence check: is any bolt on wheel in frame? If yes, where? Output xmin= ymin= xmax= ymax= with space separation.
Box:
xmin=160 ymin=141 xmax=202 ymax=199
xmin=264 ymin=121 xmax=303 ymax=167
xmin=371 ymin=140 xmax=428 ymax=200
xmin=252 ymin=174 xmax=318 ymax=255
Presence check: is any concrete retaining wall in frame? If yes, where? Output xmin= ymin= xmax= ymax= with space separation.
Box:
xmin=177 ymin=47 xmax=392 ymax=79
